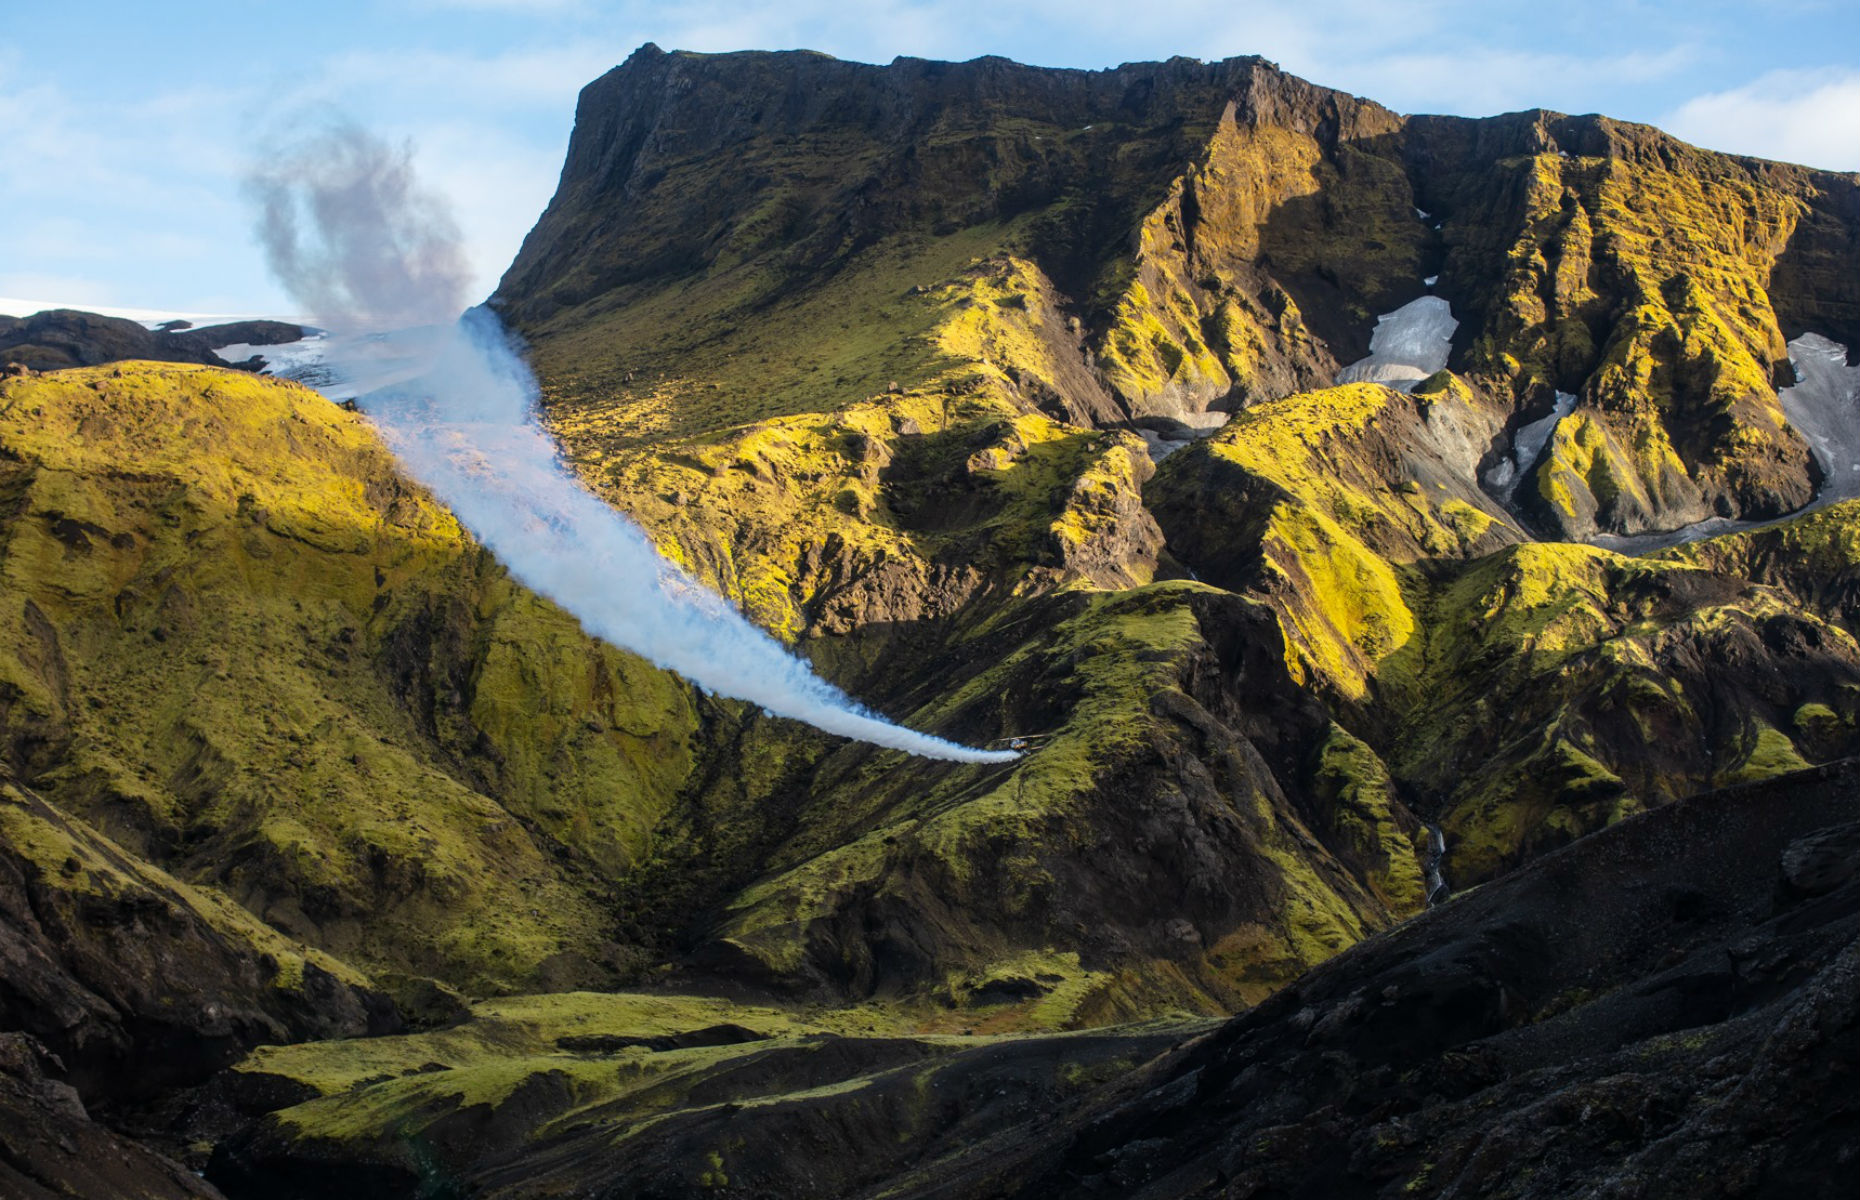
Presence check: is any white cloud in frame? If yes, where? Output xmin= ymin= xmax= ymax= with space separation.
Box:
xmin=1664 ymin=68 xmax=1860 ymax=171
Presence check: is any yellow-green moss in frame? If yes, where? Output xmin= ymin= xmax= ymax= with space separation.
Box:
xmin=1310 ymin=725 xmax=1427 ymax=914
xmin=0 ymin=364 xmax=712 ymax=994
xmin=1723 ymin=724 xmax=1813 ymax=786
xmin=0 ymin=781 xmax=368 ymax=997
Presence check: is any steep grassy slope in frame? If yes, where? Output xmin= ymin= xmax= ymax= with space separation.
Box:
xmin=0 ymin=361 xmax=1428 ymax=1031
xmin=1150 ymin=375 xmax=1860 ymax=883
xmin=678 ymin=583 xmax=1422 ymax=1016
xmin=1 ymin=766 xmax=391 ymax=1102
xmin=0 ymin=363 xmax=712 ymax=995
xmin=0 ymin=361 xmax=1428 ymax=1186
xmin=9 ymin=45 xmax=1860 ymax=1196
xmin=504 ymin=49 xmax=1860 ymax=551
xmin=497 ymin=49 xmax=1860 ymax=896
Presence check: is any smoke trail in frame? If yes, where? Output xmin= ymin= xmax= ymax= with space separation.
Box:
xmin=247 ymin=117 xmax=471 ymax=334
xmin=247 ymin=118 xmax=1015 ymax=765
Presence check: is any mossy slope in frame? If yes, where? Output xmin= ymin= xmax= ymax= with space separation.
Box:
xmin=0 ymin=363 xmax=708 ymax=995
xmin=0 ymin=361 xmax=1424 ymax=1029
xmin=1150 ymin=374 xmax=1860 ymax=886
xmin=0 ymin=766 xmax=392 ymax=1102
xmin=491 ymin=44 xmax=1860 ymax=960
xmin=12 ymin=45 xmax=1860 ymax=1192
xmin=1410 ymin=111 xmax=1857 ymax=537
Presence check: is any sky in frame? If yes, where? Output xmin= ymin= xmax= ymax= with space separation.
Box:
xmin=2 ymin=0 xmax=1855 ymax=319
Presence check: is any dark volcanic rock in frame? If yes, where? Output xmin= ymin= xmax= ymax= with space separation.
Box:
xmin=184 ymin=320 xmax=309 ymax=351
xmin=199 ymin=762 xmax=1860 ymax=1198
xmin=0 ymin=771 xmax=398 ymax=1105
xmin=927 ymin=760 xmax=1860 ymax=1199
xmin=0 ymin=1032 xmax=225 ymax=1200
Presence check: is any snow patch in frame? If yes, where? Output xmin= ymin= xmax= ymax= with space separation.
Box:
xmin=1423 ymin=275 xmax=1439 ymax=287
xmin=1778 ymin=332 xmax=1860 ymax=504
xmin=1336 ymin=295 xmax=1457 ymax=392
xmin=1484 ymin=391 xmax=1577 ymax=502
xmin=1138 ymin=411 xmax=1232 ymax=463
xmin=214 ymin=332 xmax=337 ymax=387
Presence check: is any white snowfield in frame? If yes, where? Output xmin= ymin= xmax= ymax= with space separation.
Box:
xmin=214 ymin=333 xmax=334 ymax=384
xmin=1483 ymin=391 xmax=1577 ymax=502
xmin=0 ymin=296 xmax=275 ymax=327
xmin=1777 ymin=332 xmax=1860 ymax=504
xmin=1336 ymin=295 xmax=1458 ymax=391
xmin=210 ymin=328 xmax=457 ymax=402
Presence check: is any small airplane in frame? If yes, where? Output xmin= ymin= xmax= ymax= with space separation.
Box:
xmin=988 ymin=732 xmax=1057 ymax=752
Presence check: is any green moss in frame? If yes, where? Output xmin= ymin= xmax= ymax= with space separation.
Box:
xmin=236 ymin=990 xmax=883 ymax=1103
xmin=1451 ymin=148 xmax=1814 ymax=535
xmin=1262 ymin=504 xmax=1416 ymax=700
xmin=0 ymin=364 xmax=713 ymax=994
xmin=1309 ymin=726 xmax=1426 ymax=914
xmin=0 ymin=780 xmax=368 ymax=997
xmin=1359 ymin=533 xmax=1860 ymax=884
xmin=716 ymin=585 xmax=1213 ymax=994
xmin=1794 ymin=702 xmax=1843 ymax=742
xmin=1723 ymin=724 xmax=1812 ymax=785
xmin=1148 ymin=380 xmax=1525 ymax=699
xmin=1439 ymin=500 xmax=1495 ymax=547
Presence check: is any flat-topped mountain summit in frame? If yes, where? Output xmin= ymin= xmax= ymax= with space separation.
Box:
xmin=500 ymin=44 xmax=1860 ymax=542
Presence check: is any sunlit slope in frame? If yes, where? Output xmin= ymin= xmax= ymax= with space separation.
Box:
xmin=0 ymin=363 xmax=1434 ymax=1024
xmin=494 ymin=47 xmax=1860 ymax=899
xmin=0 ymin=363 xmax=708 ymax=993
xmin=1150 ymin=376 xmax=1860 ymax=883
xmin=1409 ymin=112 xmax=1860 ymax=538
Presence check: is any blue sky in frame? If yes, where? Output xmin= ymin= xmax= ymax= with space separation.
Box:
xmin=3 ymin=0 xmax=1855 ymax=318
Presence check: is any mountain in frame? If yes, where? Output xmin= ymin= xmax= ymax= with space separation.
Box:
xmin=0 ymin=44 xmax=1857 ymax=1197
xmin=0 ymin=310 xmax=306 ymax=373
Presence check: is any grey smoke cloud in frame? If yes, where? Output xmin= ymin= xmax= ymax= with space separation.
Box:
xmin=246 ymin=117 xmax=1015 ymax=765
xmin=247 ymin=117 xmax=473 ymax=335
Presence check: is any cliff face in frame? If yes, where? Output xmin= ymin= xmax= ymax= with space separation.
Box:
xmin=500 ymin=47 xmax=1858 ymax=543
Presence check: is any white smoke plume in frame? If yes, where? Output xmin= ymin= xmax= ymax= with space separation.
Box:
xmin=247 ymin=118 xmax=1015 ymax=764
